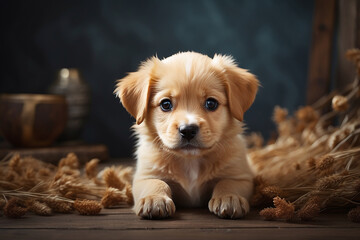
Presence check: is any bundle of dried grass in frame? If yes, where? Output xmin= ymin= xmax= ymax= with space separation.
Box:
xmin=0 ymin=153 xmax=133 ymax=218
xmin=249 ymin=49 xmax=360 ymax=222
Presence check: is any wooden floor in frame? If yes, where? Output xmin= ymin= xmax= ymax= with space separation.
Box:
xmin=1 ymin=159 xmax=359 ymax=239
xmin=1 ymin=207 xmax=359 ymax=240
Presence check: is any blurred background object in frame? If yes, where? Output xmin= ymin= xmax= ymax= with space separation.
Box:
xmin=0 ymin=94 xmax=67 ymax=147
xmin=0 ymin=0 xmax=316 ymax=157
xmin=49 ymin=68 xmax=91 ymax=142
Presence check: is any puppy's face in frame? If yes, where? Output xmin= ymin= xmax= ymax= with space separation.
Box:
xmin=149 ymin=60 xmax=229 ymax=156
xmin=115 ymin=52 xmax=258 ymax=157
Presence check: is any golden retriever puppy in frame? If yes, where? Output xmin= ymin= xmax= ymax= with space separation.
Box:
xmin=115 ymin=52 xmax=258 ymax=219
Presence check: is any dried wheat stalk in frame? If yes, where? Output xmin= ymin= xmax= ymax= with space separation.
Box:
xmin=250 ymin=49 xmax=360 ymax=222
xmin=0 ymin=153 xmax=133 ymax=218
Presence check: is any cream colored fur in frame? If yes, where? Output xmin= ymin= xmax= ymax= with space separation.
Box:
xmin=115 ymin=52 xmax=258 ymax=219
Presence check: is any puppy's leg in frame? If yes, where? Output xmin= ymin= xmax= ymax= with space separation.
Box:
xmin=133 ymin=179 xmax=176 ymax=219
xmin=208 ymin=179 xmax=253 ymax=219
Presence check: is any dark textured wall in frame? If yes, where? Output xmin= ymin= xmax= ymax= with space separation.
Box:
xmin=0 ymin=0 xmax=314 ymax=157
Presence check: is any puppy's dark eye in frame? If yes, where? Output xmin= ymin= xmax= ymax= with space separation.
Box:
xmin=160 ymin=99 xmax=173 ymax=112
xmin=205 ymin=98 xmax=218 ymax=111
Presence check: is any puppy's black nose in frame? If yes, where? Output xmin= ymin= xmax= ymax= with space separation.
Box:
xmin=179 ymin=124 xmax=199 ymax=141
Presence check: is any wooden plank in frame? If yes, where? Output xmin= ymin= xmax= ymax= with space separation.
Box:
xmin=1 ymin=208 xmax=360 ymax=240
xmin=336 ymin=0 xmax=360 ymax=90
xmin=0 ymin=208 xmax=359 ymax=230
xmin=357 ymin=0 xmax=360 ymax=48
xmin=2 ymin=228 xmax=360 ymax=240
xmin=307 ymin=0 xmax=336 ymax=105
xmin=0 ymin=144 xmax=109 ymax=164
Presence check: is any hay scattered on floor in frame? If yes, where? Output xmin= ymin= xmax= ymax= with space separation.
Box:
xmin=0 ymin=153 xmax=133 ymax=218
xmin=248 ymin=49 xmax=360 ymax=222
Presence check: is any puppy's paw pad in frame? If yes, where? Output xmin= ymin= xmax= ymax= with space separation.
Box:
xmin=135 ymin=195 xmax=176 ymax=219
xmin=208 ymin=195 xmax=249 ymax=219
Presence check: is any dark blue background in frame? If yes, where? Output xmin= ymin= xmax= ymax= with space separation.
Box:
xmin=0 ymin=0 xmax=314 ymax=157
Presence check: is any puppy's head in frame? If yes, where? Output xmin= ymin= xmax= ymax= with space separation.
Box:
xmin=115 ymin=52 xmax=258 ymax=157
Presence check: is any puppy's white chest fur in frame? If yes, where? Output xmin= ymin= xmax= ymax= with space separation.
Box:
xmin=180 ymin=160 xmax=202 ymax=205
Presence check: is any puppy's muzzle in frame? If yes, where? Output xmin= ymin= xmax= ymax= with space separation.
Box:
xmin=179 ymin=124 xmax=199 ymax=141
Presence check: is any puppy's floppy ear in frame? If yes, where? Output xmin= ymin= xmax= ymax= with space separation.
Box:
xmin=212 ymin=54 xmax=259 ymax=121
xmin=114 ymin=57 xmax=160 ymax=124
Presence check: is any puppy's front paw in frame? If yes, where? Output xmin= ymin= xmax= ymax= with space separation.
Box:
xmin=208 ymin=194 xmax=249 ymax=219
xmin=135 ymin=195 xmax=176 ymax=219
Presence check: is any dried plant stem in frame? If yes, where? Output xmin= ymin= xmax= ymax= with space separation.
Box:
xmin=250 ymin=65 xmax=360 ymax=222
xmin=1 ymin=190 xmax=74 ymax=203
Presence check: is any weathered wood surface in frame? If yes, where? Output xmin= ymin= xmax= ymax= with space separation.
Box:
xmin=336 ymin=0 xmax=360 ymax=90
xmin=306 ymin=0 xmax=336 ymax=105
xmin=0 ymin=144 xmax=109 ymax=164
xmin=1 ymin=208 xmax=359 ymax=240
